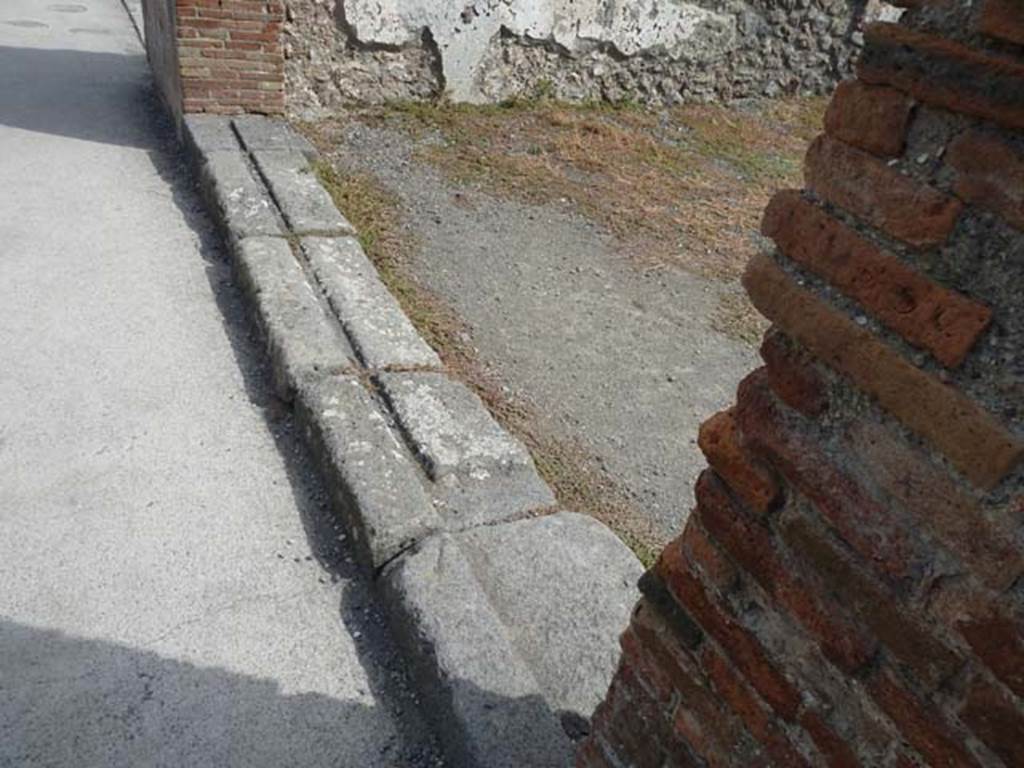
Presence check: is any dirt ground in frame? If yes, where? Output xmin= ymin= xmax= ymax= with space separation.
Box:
xmin=300 ymin=97 xmax=825 ymax=560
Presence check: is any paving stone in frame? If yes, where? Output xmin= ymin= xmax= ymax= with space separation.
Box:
xmin=199 ymin=150 xmax=281 ymax=243
xmin=301 ymin=237 xmax=441 ymax=370
xmin=232 ymin=115 xmax=318 ymax=160
xmin=251 ymin=149 xmax=353 ymax=235
xmin=183 ymin=114 xmax=240 ymax=162
xmin=382 ymin=533 xmax=574 ymax=768
xmin=296 ymin=376 xmax=442 ymax=570
xmin=460 ymin=512 xmax=643 ymax=721
xmin=232 ymin=236 xmax=356 ymax=399
xmin=377 ymin=372 xmax=555 ymax=527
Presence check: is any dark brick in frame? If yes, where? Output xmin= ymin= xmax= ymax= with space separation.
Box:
xmin=762 ymin=190 xmax=991 ymax=367
xmin=656 ymin=545 xmax=803 ymax=721
xmin=698 ymin=409 xmax=781 ymax=514
xmin=859 ymin=22 xmax=1024 ymax=131
xmin=760 ymin=330 xmax=829 ymax=417
xmin=782 ymin=515 xmax=963 ymax=688
xmin=867 ymin=668 xmax=982 ymax=768
xmin=848 ymin=420 xmax=1024 ymax=591
xmin=825 ymin=79 xmax=914 ymax=157
xmin=696 ymin=471 xmax=877 ymax=674
xmin=736 ymin=369 xmax=921 ymax=584
xmin=700 ymin=646 xmax=812 ymax=767
xmin=804 ymin=135 xmax=963 ymax=248
xmin=959 ymin=675 xmax=1024 ymax=767
xmin=743 ymin=253 xmax=1024 ymax=491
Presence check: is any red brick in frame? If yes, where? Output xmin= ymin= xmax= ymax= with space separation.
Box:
xmin=952 ymin=605 xmax=1024 ymax=699
xmin=696 ymin=471 xmax=877 ymax=674
xmin=894 ymin=754 xmax=924 ymax=768
xmin=736 ymin=370 xmax=921 ymax=584
xmin=759 ymin=330 xmax=829 ymax=417
xmin=620 ymin=627 xmax=675 ymax=707
xmin=947 ymin=129 xmax=1024 ymax=232
xmin=743 ymin=252 xmax=1024 ymax=490
xmin=959 ymin=675 xmax=1024 ymax=767
xmin=804 ymin=135 xmax=963 ymax=248
xmin=781 ymin=515 xmax=963 ymax=688
xmin=976 ymin=0 xmax=1024 ymax=46
xmin=575 ymin=738 xmax=613 ymax=768
xmin=656 ymin=547 xmax=803 ymax=720
xmin=631 ymin=604 xmax=763 ymax=766
xmin=680 ymin=520 xmax=738 ymax=594
xmin=867 ymin=669 xmax=982 ymax=768
xmin=825 ymin=80 xmax=914 ymax=158
xmin=699 ymin=646 xmax=811 ymax=767
xmin=228 ymin=30 xmax=280 ymax=43
xmin=858 ymin=23 xmax=1024 ymax=131
xmin=600 ymin=668 xmax=669 ymax=768
xmin=606 ymin=664 xmax=701 ymax=768
xmin=797 ymin=710 xmax=859 ymax=768
xmin=193 ymin=7 xmax=279 ymax=21
xmin=848 ymin=420 xmax=1024 ymax=590
xmin=762 ymin=191 xmax=991 ymax=367
xmin=697 ymin=409 xmax=781 ymax=514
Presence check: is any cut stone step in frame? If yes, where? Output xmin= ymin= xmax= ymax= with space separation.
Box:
xmin=301 ymin=236 xmax=442 ymax=370
xmin=252 ymin=149 xmax=353 ymax=235
xmin=296 ymin=375 xmax=443 ymax=570
xmin=233 ymin=236 xmax=356 ymax=399
xmin=377 ymin=371 xmax=556 ymax=527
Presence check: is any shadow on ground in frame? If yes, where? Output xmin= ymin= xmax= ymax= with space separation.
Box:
xmin=0 ymin=45 xmax=157 ymax=149
xmin=0 ymin=617 xmax=567 ymax=767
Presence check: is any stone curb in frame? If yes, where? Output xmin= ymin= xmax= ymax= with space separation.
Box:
xmin=179 ymin=113 xmax=642 ymax=768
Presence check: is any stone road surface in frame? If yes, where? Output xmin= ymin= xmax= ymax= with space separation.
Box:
xmin=0 ymin=1 xmax=441 ymax=765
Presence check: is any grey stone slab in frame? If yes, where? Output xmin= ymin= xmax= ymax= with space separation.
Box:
xmin=295 ymin=376 xmax=442 ymax=570
xmin=460 ymin=512 xmax=643 ymax=722
xmin=301 ymin=237 xmax=442 ymax=370
xmin=252 ymin=149 xmax=353 ymax=235
xmin=199 ymin=150 xmax=281 ymax=243
xmin=233 ymin=115 xmax=318 ymax=160
xmin=381 ymin=534 xmax=574 ymax=768
xmin=378 ymin=372 xmax=555 ymax=527
xmin=378 ymin=372 xmax=535 ymax=480
xmin=232 ymin=237 xmax=356 ymax=399
xmin=183 ymin=114 xmax=240 ymax=162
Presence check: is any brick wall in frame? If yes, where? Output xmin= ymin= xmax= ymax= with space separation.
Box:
xmin=579 ymin=3 xmax=1024 ymax=766
xmin=141 ymin=0 xmax=284 ymax=120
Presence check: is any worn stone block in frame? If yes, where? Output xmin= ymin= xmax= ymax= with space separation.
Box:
xmin=251 ymin=149 xmax=353 ymax=235
xmin=183 ymin=114 xmax=240 ymax=163
xmin=459 ymin=512 xmax=643 ymax=721
xmin=232 ymin=115 xmax=318 ymax=161
xmin=295 ymin=376 xmax=442 ymax=570
xmin=200 ymin=150 xmax=281 ymax=243
xmin=301 ymin=237 xmax=441 ymax=370
xmin=381 ymin=533 xmax=574 ymax=768
xmin=377 ymin=372 xmax=556 ymax=526
xmin=232 ymin=236 xmax=356 ymax=399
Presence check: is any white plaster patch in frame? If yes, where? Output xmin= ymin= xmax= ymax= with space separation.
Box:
xmin=341 ymin=0 xmax=730 ymax=101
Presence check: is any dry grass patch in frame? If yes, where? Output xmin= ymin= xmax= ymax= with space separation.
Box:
xmin=357 ymin=96 xmax=826 ymax=281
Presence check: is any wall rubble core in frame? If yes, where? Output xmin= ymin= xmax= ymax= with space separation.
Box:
xmin=283 ymin=0 xmax=904 ymax=112
xmin=580 ymin=1 xmax=1024 ymax=766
